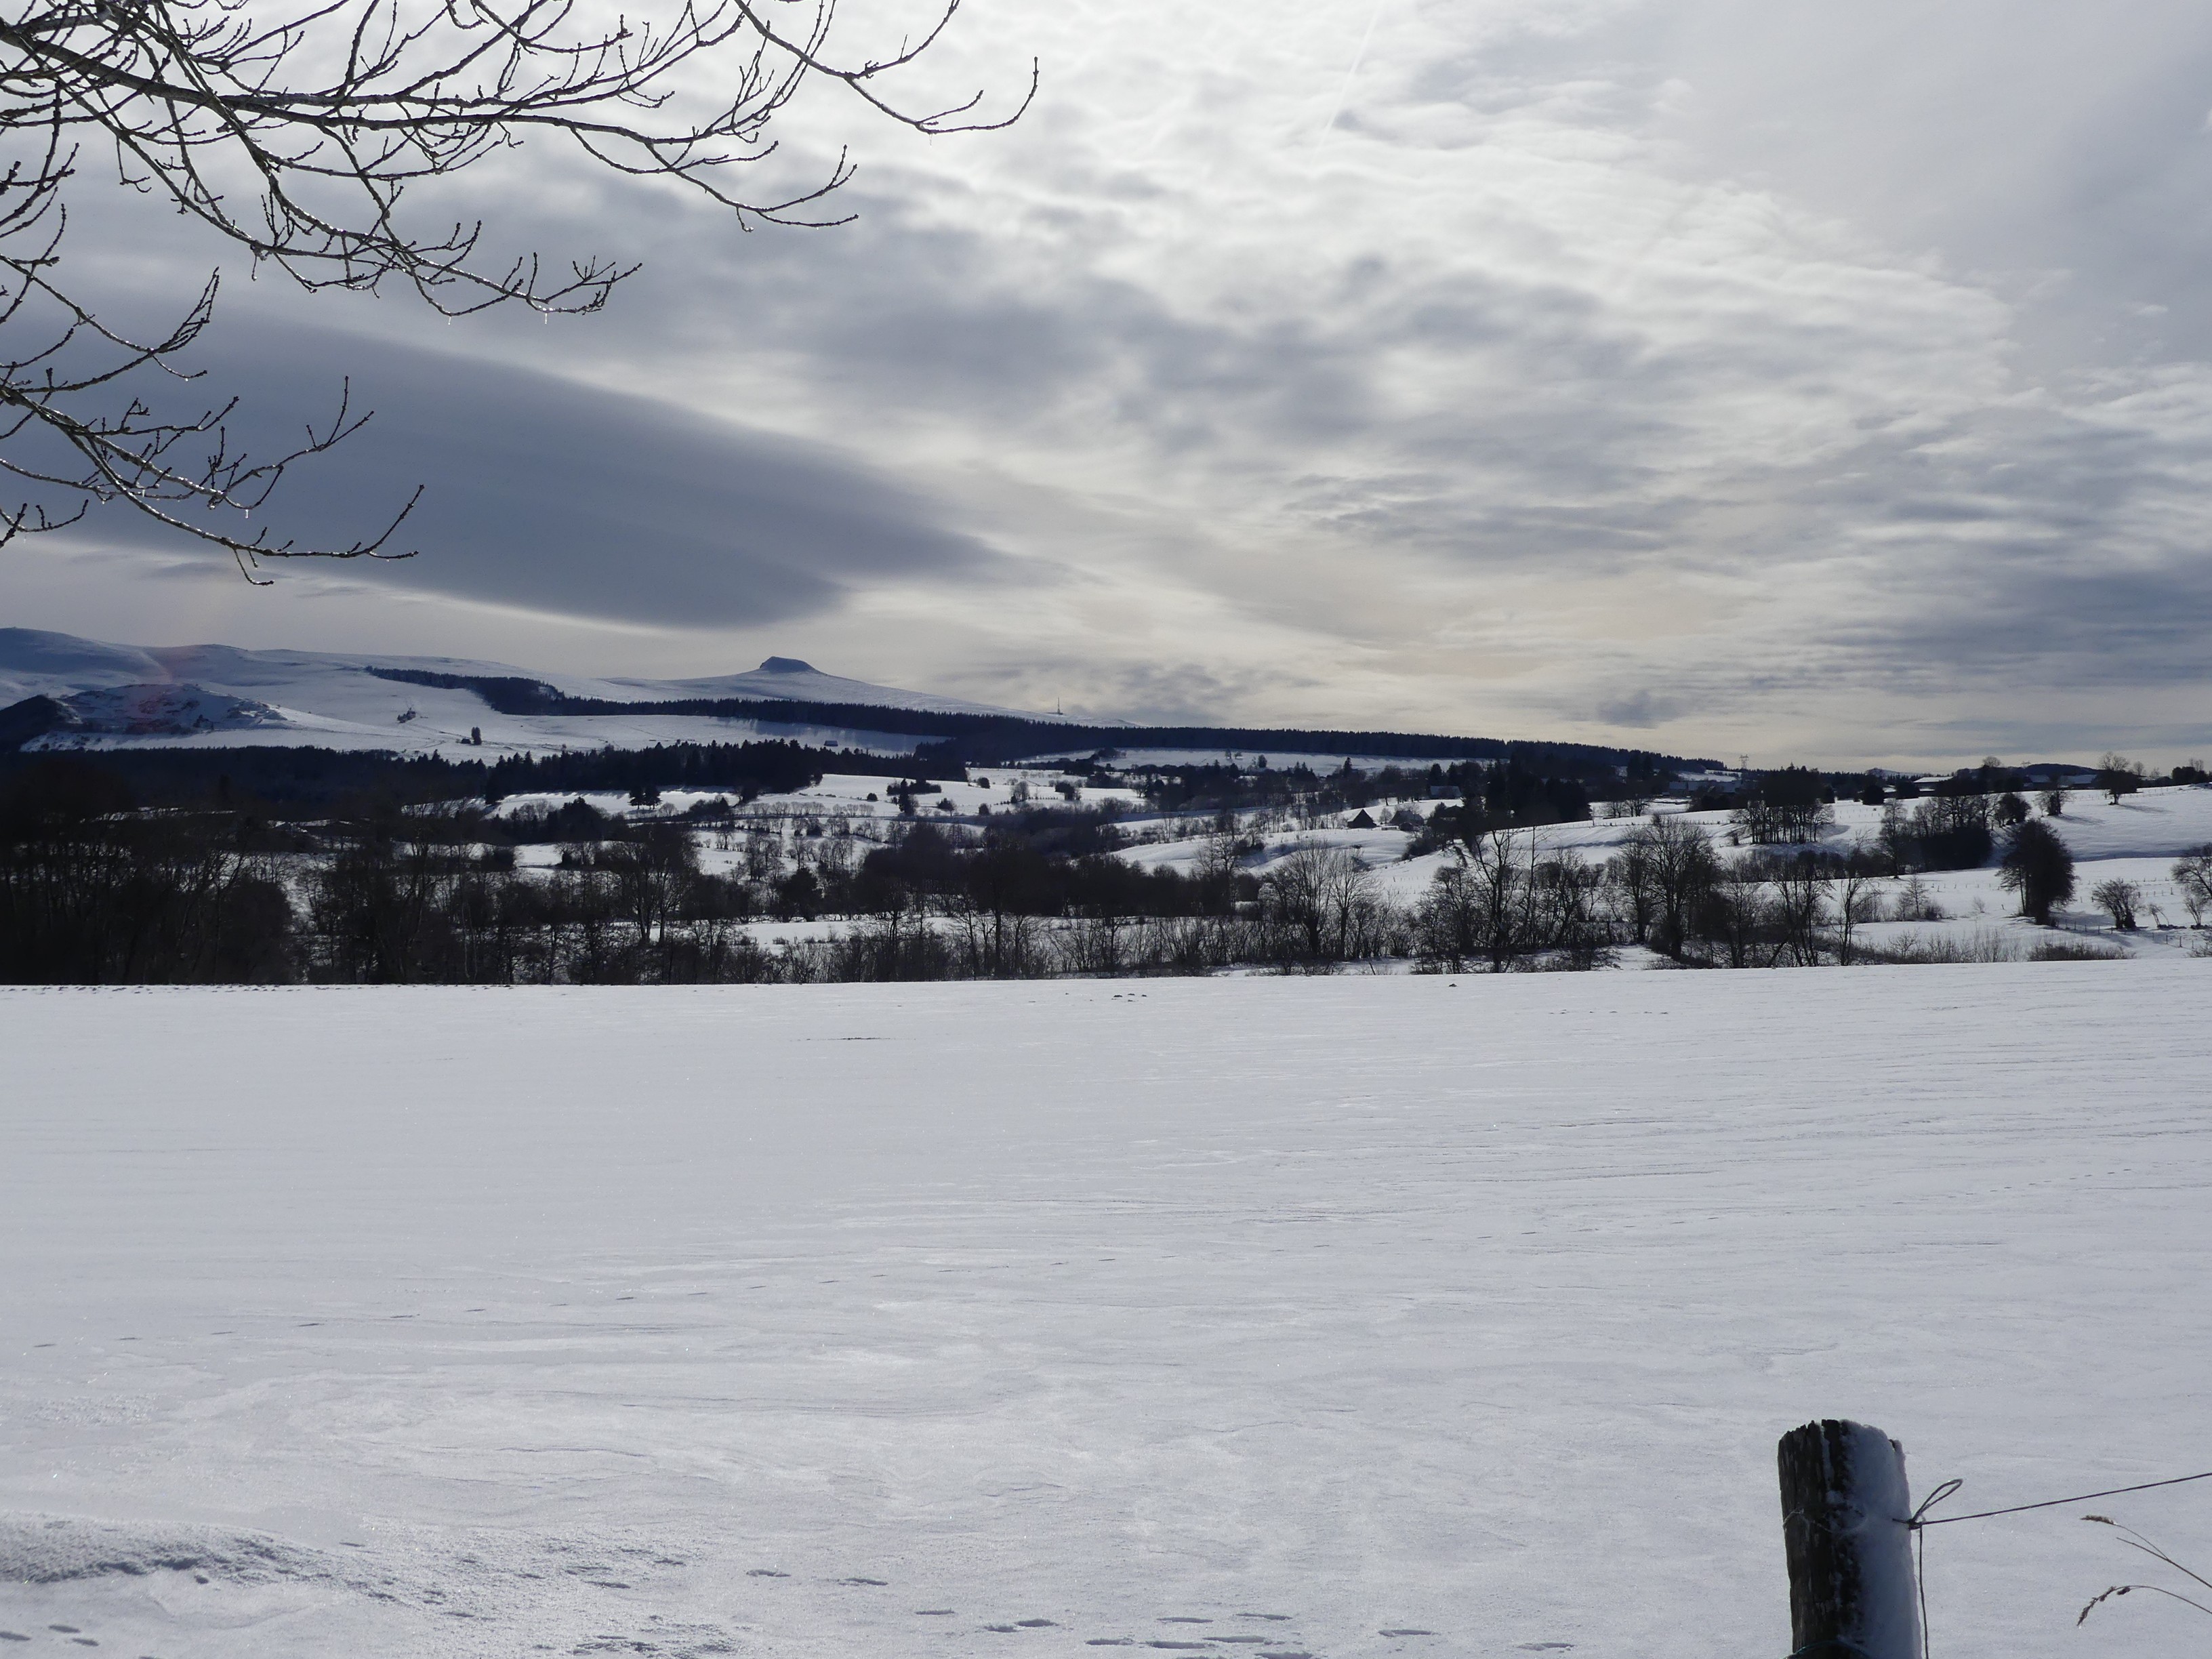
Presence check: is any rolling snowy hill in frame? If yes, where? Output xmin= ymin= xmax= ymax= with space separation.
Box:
xmin=1 ymin=630 xmax=1726 ymax=783
xmin=0 ymin=628 xmax=1065 ymax=758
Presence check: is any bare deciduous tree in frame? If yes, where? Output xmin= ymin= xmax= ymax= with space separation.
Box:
xmin=1531 ymin=846 xmax=1610 ymax=968
xmin=1410 ymin=832 xmax=1613 ymax=972
xmin=1729 ymin=766 xmax=1833 ymax=846
xmin=1605 ymin=832 xmax=1658 ymax=947
xmin=0 ymin=0 xmax=1029 ymax=570
xmin=2097 ymin=754 xmax=2146 ymax=806
xmin=1261 ymin=842 xmax=1390 ymax=967
xmin=1706 ymin=861 xmax=1772 ymax=968
xmin=1893 ymin=869 xmax=1944 ymax=922
xmin=2090 ymin=878 xmax=2141 ymax=931
xmin=1411 ymin=852 xmax=1480 ymax=972
xmin=1616 ymin=813 xmax=1718 ymax=962
xmin=2174 ymin=847 xmax=2212 ymax=928
xmin=1770 ymin=855 xmax=1830 ymax=966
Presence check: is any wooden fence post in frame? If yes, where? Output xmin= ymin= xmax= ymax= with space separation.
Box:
xmin=1778 ymin=1419 xmax=1922 ymax=1659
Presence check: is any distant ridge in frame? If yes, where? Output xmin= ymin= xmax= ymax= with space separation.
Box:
xmin=0 ymin=626 xmax=1075 ymax=758
xmin=0 ymin=626 xmax=1721 ymax=777
xmin=365 ymin=668 xmax=1711 ymax=773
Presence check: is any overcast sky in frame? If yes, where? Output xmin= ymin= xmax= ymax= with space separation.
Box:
xmin=7 ymin=0 xmax=2212 ymax=766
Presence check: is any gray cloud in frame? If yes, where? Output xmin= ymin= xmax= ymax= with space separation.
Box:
xmin=1592 ymin=689 xmax=1692 ymax=731
xmin=59 ymin=316 xmax=1018 ymax=628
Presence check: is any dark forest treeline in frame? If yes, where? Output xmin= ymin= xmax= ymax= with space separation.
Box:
xmin=297 ymin=814 xmax=1269 ymax=985
xmin=0 ymin=762 xmax=299 ymax=982
xmin=1117 ymin=755 xmax=1604 ymax=825
xmin=0 ymin=757 xmax=1264 ymax=983
xmin=0 ymin=741 xmax=1653 ymax=822
xmin=0 ymin=738 xmax=884 ymax=812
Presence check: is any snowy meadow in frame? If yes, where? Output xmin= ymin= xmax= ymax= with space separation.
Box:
xmin=5 ymin=968 xmax=2209 ymax=1658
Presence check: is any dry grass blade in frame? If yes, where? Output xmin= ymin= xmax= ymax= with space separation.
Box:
xmin=2076 ymin=1516 xmax=2212 ymax=1628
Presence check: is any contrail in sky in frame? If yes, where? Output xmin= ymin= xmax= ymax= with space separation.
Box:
xmin=1320 ymin=0 xmax=1391 ymax=142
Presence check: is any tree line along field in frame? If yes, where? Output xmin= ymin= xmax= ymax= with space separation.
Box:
xmin=2 ymin=745 xmax=2208 ymax=984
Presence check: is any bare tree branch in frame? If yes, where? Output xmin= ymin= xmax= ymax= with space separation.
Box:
xmin=0 ymin=0 xmax=1030 ymax=562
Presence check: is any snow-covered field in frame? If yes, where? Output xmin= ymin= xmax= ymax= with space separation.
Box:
xmin=5 ymin=969 xmax=2210 ymax=1658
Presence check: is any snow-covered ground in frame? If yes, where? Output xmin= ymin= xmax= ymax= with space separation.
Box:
xmin=1119 ymin=826 xmax=1416 ymax=880
xmin=5 ymin=969 xmax=2210 ymax=1658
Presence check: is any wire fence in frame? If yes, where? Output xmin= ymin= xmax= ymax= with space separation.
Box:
xmin=1786 ymin=1463 xmax=2212 ymax=1658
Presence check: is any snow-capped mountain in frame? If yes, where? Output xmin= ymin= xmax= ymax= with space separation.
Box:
xmin=0 ymin=628 xmax=1069 ymax=758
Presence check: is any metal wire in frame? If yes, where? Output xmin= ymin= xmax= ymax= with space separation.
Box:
xmin=1910 ymin=1469 xmax=2212 ymax=1527
xmin=1893 ymin=1465 xmax=2212 ymax=1658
